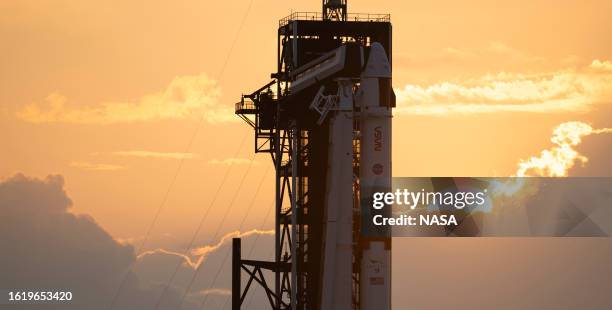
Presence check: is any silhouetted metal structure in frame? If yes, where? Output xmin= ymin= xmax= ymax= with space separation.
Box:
xmin=233 ymin=1 xmax=392 ymax=309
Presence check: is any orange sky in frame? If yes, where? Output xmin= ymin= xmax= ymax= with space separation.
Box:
xmin=1 ymin=0 xmax=612 ymax=245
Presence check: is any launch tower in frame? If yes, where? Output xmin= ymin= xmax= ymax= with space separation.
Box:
xmin=233 ymin=1 xmax=393 ymax=309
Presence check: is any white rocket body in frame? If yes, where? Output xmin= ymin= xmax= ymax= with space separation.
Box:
xmin=357 ymin=42 xmax=392 ymax=310
xmin=311 ymin=42 xmax=392 ymax=310
xmin=321 ymin=82 xmax=355 ymax=310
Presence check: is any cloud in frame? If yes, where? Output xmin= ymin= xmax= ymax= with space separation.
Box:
xmin=189 ymin=229 xmax=274 ymax=259
xmin=70 ymin=161 xmax=125 ymax=171
xmin=137 ymin=248 xmax=201 ymax=270
xmin=396 ymin=41 xmax=546 ymax=73
xmin=590 ymin=59 xmax=612 ymax=72
xmin=113 ymin=151 xmax=200 ymax=160
xmin=136 ymin=229 xmax=274 ymax=271
xmin=16 ymin=73 xmax=236 ymax=124
xmin=0 ymin=174 xmax=271 ymax=310
xmin=440 ymin=47 xmax=474 ymax=60
xmin=190 ymin=288 xmax=231 ymax=297
xmin=0 ymin=174 xmax=202 ymax=310
xmin=116 ymin=236 xmax=144 ymax=245
xmin=395 ymin=60 xmax=612 ymax=116
xmin=485 ymin=41 xmax=544 ymax=63
xmin=438 ymin=41 xmax=543 ymax=64
xmin=207 ymin=158 xmax=256 ymax=165
xmin=132 ymin=228 xmax=274 ymax=308
xmin=516 ymin=121 xmax=612 ymax=177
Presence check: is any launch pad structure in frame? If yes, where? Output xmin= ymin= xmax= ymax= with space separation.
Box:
xmin=233 ymin=1 xmax=394 ymax=309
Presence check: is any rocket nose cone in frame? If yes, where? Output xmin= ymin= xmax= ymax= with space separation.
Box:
xmin=362 ymin=42 xmax=391 ymax=78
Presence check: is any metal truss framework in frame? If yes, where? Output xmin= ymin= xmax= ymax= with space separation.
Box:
xmin=233 ymin=7 xmax=391 ymax=310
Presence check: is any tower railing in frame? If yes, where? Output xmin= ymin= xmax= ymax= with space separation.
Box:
xmin=279 ymin=12 xmax=390 ymax=27
xmin=235 ymin=98 xmax=256 ymax=114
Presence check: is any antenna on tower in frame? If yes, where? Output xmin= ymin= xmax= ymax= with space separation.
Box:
xmin=323 ymin=0 xmax=347 ymax=21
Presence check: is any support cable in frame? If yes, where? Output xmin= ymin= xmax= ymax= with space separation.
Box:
xmin=221 ymin=201 xmax=274 ymax=310
xmin=107 ymin=0 xmax=255 ymax=308
xmin=151 ymin=132 xmax=249 ymax=310
xmin=176 ymin=152 xmax=260 ymax=310
xmin=194 ymin=165 xmax=273 ymax=310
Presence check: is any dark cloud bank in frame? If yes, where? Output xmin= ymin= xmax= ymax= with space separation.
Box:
xmin=0 ymin=174 xmax=202 ymax=310
xmin=0 ymin=173 xmax=272 ymax=310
